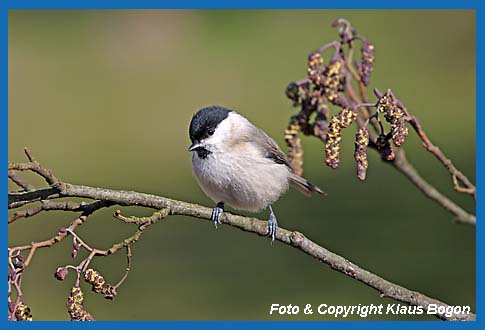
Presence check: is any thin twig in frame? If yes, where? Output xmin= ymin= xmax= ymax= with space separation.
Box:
xmin=113 ymin=245 xmax=132 ymax=290
xmin=8 ymin=200 xmax=108 ymax=223
xmin=399 ymin=103 xmax=476 ymax=199
xmin=94 ymin=209 xmax=169 ymax=256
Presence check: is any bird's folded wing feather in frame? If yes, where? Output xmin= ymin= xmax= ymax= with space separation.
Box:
xmin=246 ymin=125 xmax=291 ymax=168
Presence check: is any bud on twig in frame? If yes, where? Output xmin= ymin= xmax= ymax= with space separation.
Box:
xmin=13 ymin=254 xmax=25 ymax=269
xmin=72 ymin=238 xmax=80 ymax=259
xmin=54 ymin=267 xmax=68 ymax=281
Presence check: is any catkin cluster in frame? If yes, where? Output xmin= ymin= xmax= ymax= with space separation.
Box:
xmin=325 ymin=108 xmax=357 ymax=169
xmin=285 ymin=19 xmax=408 ymax=181
xmin=284 ymin=47 xmax=349 ymax=175
xmin=377 ymin=91 xmax=409 ymax=147
xmin=354 ymin=128 xmax=369 ymax=180
xmin=66 ymin=286 xmax=94 ymax=321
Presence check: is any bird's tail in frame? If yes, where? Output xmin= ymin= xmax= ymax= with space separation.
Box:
xmin=289 ymin=173 xmax=326 ymax=197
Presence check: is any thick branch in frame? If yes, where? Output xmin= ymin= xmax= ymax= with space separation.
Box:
xmin=12 ymin=181 xmax=471 ymax=321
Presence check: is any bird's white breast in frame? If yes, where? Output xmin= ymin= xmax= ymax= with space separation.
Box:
xmin=192 ymin=151 xmax=289 ymax=211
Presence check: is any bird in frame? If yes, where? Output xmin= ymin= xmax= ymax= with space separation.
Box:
xmin=188 ymin=105 xmax=324 ymax=241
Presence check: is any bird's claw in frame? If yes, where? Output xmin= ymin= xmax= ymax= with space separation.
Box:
xmin=267 ymin=213 xmax=278 ymax=242
xmin=211 ymin=206 xmax=224 ymax=228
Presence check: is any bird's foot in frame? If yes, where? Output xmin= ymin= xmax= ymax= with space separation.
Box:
xmin=267 ymin=211 xmax=278 ymax=242
xmin=211 ymin=202 xmax=224 ymax=228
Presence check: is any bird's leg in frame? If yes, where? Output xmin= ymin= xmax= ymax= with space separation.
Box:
xmin=267 ymin=205 xmax=278 ymax=242
xmin=211 ymin=202 xmax=224 ymax=228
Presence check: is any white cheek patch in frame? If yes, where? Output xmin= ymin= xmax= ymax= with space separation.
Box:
xmin=203 ymin=112 xmax=246 ymax=152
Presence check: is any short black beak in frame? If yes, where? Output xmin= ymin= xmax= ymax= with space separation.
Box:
xmin=188 ymin=141 xmax=201 ymax=152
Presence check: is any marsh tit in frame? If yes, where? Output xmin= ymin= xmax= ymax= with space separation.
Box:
xmin=188 ymin=105 xmax=324 ymax=241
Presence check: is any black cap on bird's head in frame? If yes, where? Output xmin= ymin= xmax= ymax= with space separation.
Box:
xmin=188 ymin=106 xmax=232 ymax=149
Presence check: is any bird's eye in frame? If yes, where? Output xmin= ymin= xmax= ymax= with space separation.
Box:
xmin=207 ymin=128 xmax=215 ymax=136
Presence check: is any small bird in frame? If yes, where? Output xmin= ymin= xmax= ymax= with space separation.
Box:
xmin=188 ymin=105 xmax=324 ymax=241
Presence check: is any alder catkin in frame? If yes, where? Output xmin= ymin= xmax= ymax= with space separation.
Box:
xmin=285 ymin=119 xmax=304 ymax=176
xmin=354 ymin=127 xmax=369 ymax=180
xmin=67 ymin=286 xmax=95 ymax=321
xmin=15 ymin=302 xmax=32 ymax=321
xmin=377 ymin=91 xmax=408 ymax=147
xmin=325 ymin=108 xmax=357 ymax=169
xmin=84 ymin=268 xmax=106 ymax=293
xmin=360 ymin=41 xmax=375 ymax=86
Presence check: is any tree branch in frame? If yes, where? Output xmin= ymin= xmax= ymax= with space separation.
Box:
xmin=392 ymin=149 xmax=476 ymax=225
xmin=9 ymin=179 xmax=475 ymax=321
xmin=8 ymin=200 xmax=110 ymax=224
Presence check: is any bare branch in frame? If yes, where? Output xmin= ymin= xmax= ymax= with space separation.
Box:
xmin=8 ymin=188 xmax=60 ymax=209
xmin=8 ymin=200 xmax=110 ymax=224
xmin=113 ymin=244 xmax=132 ymax=290
xmin=41 ymin=181 xmax=470 ymax=321
xmin=8 ymin=170 xmax=35 ymax=192
xmin=402 ymin=108 xmax=476 ymax=199
xmin=8 ymin=161 xmax=58 ymax=186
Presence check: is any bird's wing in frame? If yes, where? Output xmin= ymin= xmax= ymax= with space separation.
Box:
xmin=247 ymin=125 xmax=291 ymax=168
xmin=246 ymin=124 xmax=325 ymax=196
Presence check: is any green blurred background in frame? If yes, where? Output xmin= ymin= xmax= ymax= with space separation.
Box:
xmin=8 ymin=10 xmax=475 ymax=320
